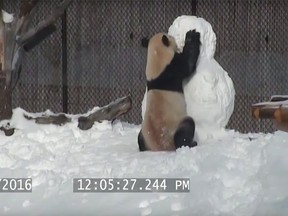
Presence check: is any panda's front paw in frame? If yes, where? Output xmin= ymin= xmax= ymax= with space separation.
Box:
xmin=185 ymin=29 xmax=201 ymax=48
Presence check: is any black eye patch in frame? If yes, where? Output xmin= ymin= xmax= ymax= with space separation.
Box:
xmin=162 ymin=35 xmax=170 ymax=47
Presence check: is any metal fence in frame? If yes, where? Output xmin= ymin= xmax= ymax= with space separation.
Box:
xmin=4 ymin=0 xmax=288 ymax=133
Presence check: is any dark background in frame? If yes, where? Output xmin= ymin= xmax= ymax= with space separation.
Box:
xmin=4 ymin=0 xmax=288 ymax=133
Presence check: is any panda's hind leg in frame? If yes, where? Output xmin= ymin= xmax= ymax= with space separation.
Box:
xmin=174 ymin=117 xmax=197 ymax=149
xmin=138 ymin=129 xmax=147 ymax=151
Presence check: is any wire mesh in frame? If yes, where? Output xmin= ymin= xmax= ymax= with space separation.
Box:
xmin=66 ymin=0 xmax=193 ymax=123
xmin=197 ymin=0 xmax=288 ymax=133
xmin=3 ymin=0 xmax=288 ymax=133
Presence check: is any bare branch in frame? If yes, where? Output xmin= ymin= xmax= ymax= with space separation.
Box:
xmin=78 ymin=96 xmax=132 ymax=130
xmin=19 ymin=0 xmax=39 ymax=18
xmin=17 ymin=0 xmax=73 ymax=46
xmin=23 ymin=96 xmax=132 ymax=131
xmin=16 ymin=0 xmax=40 ymax=34
xmin=24 ymin=113 xmax=71 ymax=125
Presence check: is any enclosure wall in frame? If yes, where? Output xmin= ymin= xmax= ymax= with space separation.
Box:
xmin=4 ymin=0 xmax=288 ymax=133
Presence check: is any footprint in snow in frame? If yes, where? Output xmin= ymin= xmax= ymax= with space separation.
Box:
xmin=171 ymin=202 xmax=184 ymax=211
xmin=22 ymin=200 xmax=31 ymax=208
xmin=139 ymin=200 xmax=152 ymax=215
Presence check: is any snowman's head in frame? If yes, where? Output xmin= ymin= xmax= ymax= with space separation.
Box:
xmin=168 ymin=15 xmax=216 ymax=60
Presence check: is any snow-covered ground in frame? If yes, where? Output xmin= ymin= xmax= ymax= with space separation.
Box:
xmin=1 ymin=108 xmax=288 ymax=216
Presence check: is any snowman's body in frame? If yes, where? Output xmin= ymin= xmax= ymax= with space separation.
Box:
xmin=141 ymin=15 xmax=235 ymax=143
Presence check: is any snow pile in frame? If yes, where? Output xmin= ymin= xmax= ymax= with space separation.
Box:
xmin=1 ymin=10 xmax=13 ymax=23
xmin=0 ymin=108 xmax=288 ymax=215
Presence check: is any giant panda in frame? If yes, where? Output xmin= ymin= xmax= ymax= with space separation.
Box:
xmin=138 ymin=30 xmax=201 ymax=151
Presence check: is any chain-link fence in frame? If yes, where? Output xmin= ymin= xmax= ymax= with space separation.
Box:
xmin=66 ymin=0 xmax=195 ymax=123
xmin=4 ymin=0 xmax=288 ymax=133
xmin=196 ymin=0 xmax=288 ymax=133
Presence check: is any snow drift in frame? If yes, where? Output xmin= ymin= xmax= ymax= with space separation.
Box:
xmin=0 ymin=108 xmax=288 ymax=215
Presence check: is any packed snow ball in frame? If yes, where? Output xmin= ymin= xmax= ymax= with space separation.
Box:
xmin=168 ymin=15 xmax=216 ymax=59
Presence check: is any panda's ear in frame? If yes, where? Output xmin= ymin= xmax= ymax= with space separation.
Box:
xmin=141 ymin=37 xmax=150 ymax=48
xmin=162 ymin=35 xmax=170 ymax=47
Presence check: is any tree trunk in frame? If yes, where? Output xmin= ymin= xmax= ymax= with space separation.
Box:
xmin=24 ymin=95 xmax=132 ymax=130
xmin=0 ymin=0 xmax=72 ymax=136
xmin=0 ymin=9 xmax=12 ymax=120
xmin=0 ymin=80 xmax=12 ymax=120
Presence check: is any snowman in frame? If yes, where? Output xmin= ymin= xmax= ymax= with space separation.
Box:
xmin=141 ymin=15 xmax=235 ymax=143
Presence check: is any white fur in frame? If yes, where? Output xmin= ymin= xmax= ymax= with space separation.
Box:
xmin=143 ymin=91 xmax=186 ymax=151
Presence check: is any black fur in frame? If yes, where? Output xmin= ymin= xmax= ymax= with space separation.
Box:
xmin=182 ymin=30 xmax=201 ymax=77
xmin=162 ymin=35 xmax=170 ymax=47
xmin=147 ymin=30 xmax=200 ymax=93
xmin=138 ymin=130 xmax=147 ymax=151
xmin=174 ymin=117 xmax=197 ymax=149
xmin=147 ymin=65 xmax=183 ymax=93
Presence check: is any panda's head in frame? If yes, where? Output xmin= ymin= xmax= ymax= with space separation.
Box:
xmin=145 ymin=33 xmax=178 ymax=81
